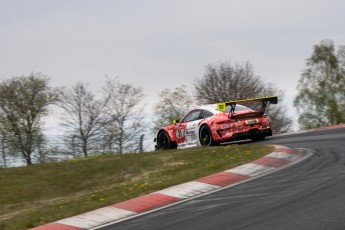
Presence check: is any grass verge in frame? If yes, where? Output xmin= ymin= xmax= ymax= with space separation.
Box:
xmin=0 ymin=144 xmax=274 ymax=230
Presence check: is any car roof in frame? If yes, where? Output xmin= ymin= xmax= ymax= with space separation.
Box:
xmin=194 ymin=103 xmax=252 ymax=114
xmin=194 ymin=104 xmax=222 ymax=113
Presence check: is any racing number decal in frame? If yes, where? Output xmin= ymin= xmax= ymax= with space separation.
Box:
xmin=176 ymin=129 xmax=185 ymax=139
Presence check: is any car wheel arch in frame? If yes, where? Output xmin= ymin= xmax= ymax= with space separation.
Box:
xmin=156 ymin=130 xmax=177 ymax=150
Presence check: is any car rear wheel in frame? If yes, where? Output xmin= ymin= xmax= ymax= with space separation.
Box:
xmin=251 ymin=134 xmax=266 ymax=141
xmin=157 ymin=131 xmax=176 ymax=150
xmin=199 ymin=125 xmax=215 ymax=147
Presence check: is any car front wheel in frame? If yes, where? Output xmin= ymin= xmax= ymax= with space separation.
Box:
xmin=157 ymin=131 xmax=176 ymax=150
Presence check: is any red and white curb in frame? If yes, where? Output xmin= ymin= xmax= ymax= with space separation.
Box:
xmin=30 ymin=145 xmax=309 ymax=230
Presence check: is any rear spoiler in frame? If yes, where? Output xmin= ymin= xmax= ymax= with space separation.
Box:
xmin=217 ymin=96 xmax=278 ymax=118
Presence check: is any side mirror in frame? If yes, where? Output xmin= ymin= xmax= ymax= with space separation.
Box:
xmin=172 ymin=119 xmax=179 ymax=124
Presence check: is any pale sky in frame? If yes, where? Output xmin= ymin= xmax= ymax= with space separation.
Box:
xmin=1 ymin=0 xmax=345 ymax=132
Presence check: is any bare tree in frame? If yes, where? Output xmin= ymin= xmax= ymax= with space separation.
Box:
xmin=32 ymin=132 xmax=51 ymax=163
xmin=195 ymin=61 xmax=293 ymax=133
xmin=294 ymin=39 xmax=345 ymax=129
xmin=152 ymin=85 xmax=194 ymax=132
xmin=0 ymin=73 xmax=59 ymax=165
xmin=0 ymin=125 xmax=10 ymax=168
xmin=102 ymin=78 xmax=146 ymax=154
xmin=59 ymin=82 xmax=109 ymax=157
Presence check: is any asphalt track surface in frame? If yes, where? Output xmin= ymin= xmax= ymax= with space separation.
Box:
xmin=100 ymin=127 xmax=345 ymax=230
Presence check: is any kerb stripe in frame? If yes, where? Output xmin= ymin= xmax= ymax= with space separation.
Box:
xmin=196 ymin=172 xmax=250 ymax=186
xmin=29 ymin=223 xmax=82 ymax=230
xmin=113 ymin=193 xmax=179 ymax=212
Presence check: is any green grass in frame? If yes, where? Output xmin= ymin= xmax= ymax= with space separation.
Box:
xmin=0 ymin=144 xmax=274 ymax=230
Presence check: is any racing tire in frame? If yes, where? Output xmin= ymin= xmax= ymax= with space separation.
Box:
xmin=251 ymin=134 xmax=266 ymax=141
xmin=199 ymin=125 xmax=215 ymax=147
xmin=157 ymin=131 xmax=177 ymax=150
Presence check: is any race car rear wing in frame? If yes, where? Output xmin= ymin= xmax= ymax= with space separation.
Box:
xmin=217 ymin=96 xmax=278 ymax=118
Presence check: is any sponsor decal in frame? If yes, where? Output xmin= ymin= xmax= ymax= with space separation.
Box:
xmin=186 ymin=130 xmax=195 ymax=135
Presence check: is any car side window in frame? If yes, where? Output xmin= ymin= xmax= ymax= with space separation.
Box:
xmin=199 ymin=110 xmax=213 ymax=119
xmin=182 ymin=110 xmax=201 ymax=123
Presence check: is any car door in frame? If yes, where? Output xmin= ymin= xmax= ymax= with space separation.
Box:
xmin=175 ymin=110 xmax=201 ymax=147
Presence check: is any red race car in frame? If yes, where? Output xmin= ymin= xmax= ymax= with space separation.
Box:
xmin=154 ymin=96 xmax=278 ymax=150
